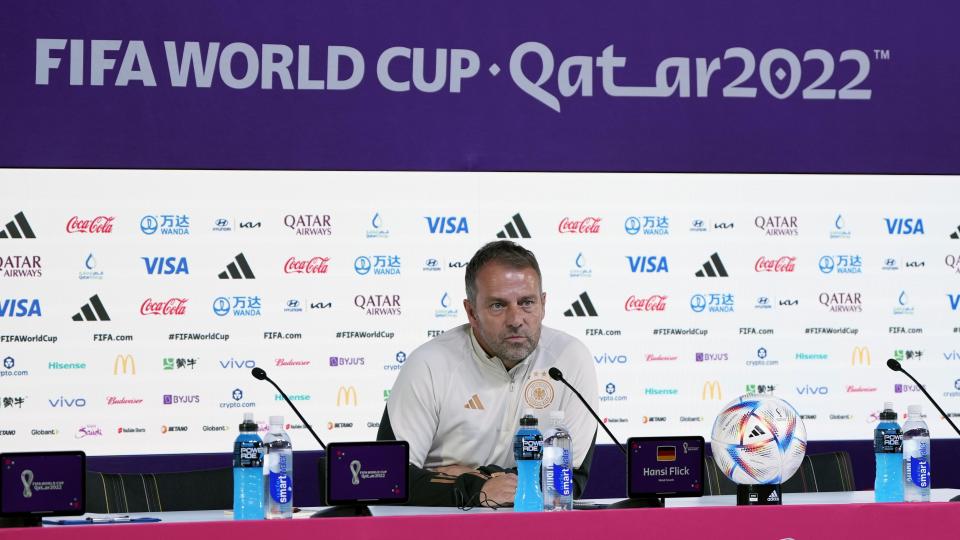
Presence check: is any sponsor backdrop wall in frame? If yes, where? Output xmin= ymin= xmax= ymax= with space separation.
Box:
xmin=2 ymin=170 xmax=959 ymax=455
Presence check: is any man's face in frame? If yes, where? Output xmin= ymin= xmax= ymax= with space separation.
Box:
xmin=464 ymin=262 xmax=546 ymax=364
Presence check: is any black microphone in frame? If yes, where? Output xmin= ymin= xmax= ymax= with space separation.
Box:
xmin=549 ymin=367 xmax=625 ymax=455
xmin=886 ymin=359 xmax=960 ymax=437
xmin=251 ymin=367 xmax=326 ymax=450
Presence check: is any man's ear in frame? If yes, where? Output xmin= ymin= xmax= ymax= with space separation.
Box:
xmin=463 ymin=298 xmax=476 ymax=324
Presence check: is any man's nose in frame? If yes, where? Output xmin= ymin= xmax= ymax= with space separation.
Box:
xmin=505 ymin=304 xmax=524 ymax=327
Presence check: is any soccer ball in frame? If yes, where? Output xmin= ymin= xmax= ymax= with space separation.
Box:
xmin=710 ymin=394 xmax=807 ymax=485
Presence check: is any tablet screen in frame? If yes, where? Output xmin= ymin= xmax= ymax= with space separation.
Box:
xmin=627 ymin=437 xmax=704 ymax=498
xmin=326 ymin=441 xmax=408 ymax=505
xmin=0 ymin=452 xmax=85 ymax=516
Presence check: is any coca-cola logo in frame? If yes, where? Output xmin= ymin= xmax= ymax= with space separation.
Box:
xmin=558 ymin=217 xmax=602 ymax=234
xmin=624 ymin=295 xmax=668 ymax=312
xmin=66 ymin=216 xmax=115 ymax=234
xmin=140 ymin=298 xmax=188 ymax=316
xmin=754 ymin=256 xmax=797 ymax=272
xmin=284 ymin=256 xmax=330 ymax=274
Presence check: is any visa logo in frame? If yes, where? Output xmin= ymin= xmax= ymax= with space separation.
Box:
xmin=884 ymin=218 xmax=924 ymax=235
xmin=796 ymin=385 xmax=828 ymax=396
xmin=0 ymin=298 xmax=41 ymax=317
xmin=142 ymin=257 xmax=189 ymax=275
xmin=219 ymin=358 xmax=256 ymax=369
xmin=595 ymin=353 xmax=628 ymax=364
xmin=949 ymin=294 xmax=960 ymax=311
xmin=626 ymin=256 xmax=669 ymax=273
xmin=48 ymin=396 xmax=87 ymax=407
xmin=425 ymin=216 xmax=469 ymax=234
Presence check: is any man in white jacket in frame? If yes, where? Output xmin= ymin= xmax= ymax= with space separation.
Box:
xmin=378 ymin=240 xmax=599 ymax=507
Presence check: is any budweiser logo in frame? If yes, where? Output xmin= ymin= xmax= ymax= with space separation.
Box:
xmin=275 ymin=358 xmax=311 ymax=367
xmin=558 ymin=217 xmax=602 ymax=234
xmin=140 ymin=298 xmax=188 ymax=316
xmin=66 ymin=216 xmax=115 ymax=234
xmin=107 ymin=396 xmax=144 ymax=405
xmin=755 ymin=256 xmax=797 ymax=273
xmin=284 ymin=256 xmax=330 ymax=274
xmin=646 ymin=354 xmax=678 ymax=362
xmin=624 ymin=295 xmax=667 ymax=312
xmin=846 ymin=385 xmax=877 ymax=393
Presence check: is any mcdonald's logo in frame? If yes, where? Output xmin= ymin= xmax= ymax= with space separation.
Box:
xmin=851 ymin=347 xmax=871 ymax=366
xmin=702 ymin=380 xmax=722 ymax=400
xmin=114 ymin=354 xmax=136 ymax=375
xmin=336 ymin=386 xmax=358 ymax=406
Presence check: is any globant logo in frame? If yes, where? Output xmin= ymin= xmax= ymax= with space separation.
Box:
xmin=140 ymin=214 xmax=190 ymax=235
xmin=754 ymin=256 xmax=796 ymax=273
xmin=366 ymin=212 xmax=390 ymax=239
xmin=329 ymin=356 xmax=365 ymax=367
xmin=354 ymin=294 xmax=401 ymax=316
xmin=284 ymin=256 xmax=330 ymax=274
xmin=754 ymin=216 xmax=798 ymax=236
xmin=689 ymin=293 xmax=734 ymax=313
xmin=220 ymin=388 xmax=256 ymax=409
xmin=213 ymin=296 xmax=262 ymax=317
xmin=435 ymin=292 xmax=458 ymax=318
xmin=679 ymin=416 xmax=704 ymax=423
xmin=558 ymin=217 xmax=601 ymax=234
xmin=1 ymin=356 xmax=28 ymax=377
xmin=1 ymin=255 xmax=42 ymax=278
xmin=141 ymin=297 xmax=188 ymax=316
xmin=624 ymin=295 xmax=667 ymax=312
xmin=31 ymin=428 xmax=59 ymax=436
xmin=624 ymin=215 xmax=669 ymax=236
xmin=66 ymin=216 xmax=115 ymax=234
xmin=819 ymin=255 xmax=863 ymax=274
xmin=354 ymin=255 xmax=401 ymax=276
xmin=283 ymin=214 xmax=332 ymax=236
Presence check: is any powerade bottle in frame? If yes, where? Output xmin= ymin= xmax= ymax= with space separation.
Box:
xmin=233 ymin=413 xmax=264 ymax=519
xmin=541 ymin=410 xmax=574 ymax=511
xmin=873 ymin=402 xmax=903 ymax=502
xmin=513 ymin=412 xmax=543 ymax=512
xmin=263 ymin=416 xmax=294 ymax=518
xmin=902 ymin=405 xmax=931 ymax=502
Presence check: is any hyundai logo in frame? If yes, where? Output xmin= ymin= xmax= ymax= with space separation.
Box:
xmin=287 ymin=299 xmax=300 ymax=308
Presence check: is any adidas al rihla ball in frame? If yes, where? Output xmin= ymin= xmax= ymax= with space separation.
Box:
xmin=710 ymin=394 xmax=807 ymax=485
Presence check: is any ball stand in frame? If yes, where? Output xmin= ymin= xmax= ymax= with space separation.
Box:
xmin=736 ymin=484 xmax=782 ymax=506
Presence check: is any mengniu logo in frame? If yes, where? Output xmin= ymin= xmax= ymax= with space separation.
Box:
xmin=851 ymin=346 xmax=871 ymax=366
xmin=141 ymin=298 xmax=188 ymax=316
xmin=424 ymin=216 xmax=469 ymax=234
xmin=0 ymin=212 xmax=37 ymax=239
xmin=140 ymin=214 xmax=190 ymax=235
xmin=0 ymin=255 xmax=41 ymax=278
xmin=701 ymin=381 xmax=722 ymax=400
xmin=284 ymin=256 xmax=330 ymax=274
xmin=0 ymin=298 xmax=41 ymax=317
xmin=884 ymin=217 xmax=924 ymax=235
xmin=626 ymin=256 xmax=668 ymax=273
xmin=114 ymin=354 xmax=136 ymax=375
xmin=284 ymin=213 xmax=333 ymax=235
xmin=142 ymin=256 xmax=189 ymax=275
xmin=496 ymin=213 xmax=531 ymax=239
xmin=336 ymin=386 xmax=358 ymax=406
xmin=558 ymin=217 xmax=601 ymax=234
xmin=949 ymin=294 xmax=960 ymax=311
xmin=66 ymin=216 xmax=114 ymax=234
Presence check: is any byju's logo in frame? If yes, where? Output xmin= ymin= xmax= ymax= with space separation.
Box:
xmin=329 ymin=356 xmax=365 ymax=368
xmin=284 ymin=214 xmax=332 ymax=236
xmin=366 ymin=212 xmax=390 ymax=239
xmin=884 ymin=217 xmax=924 ymax=235
xmin=140 ymin=214 xmax=190 ymax=235
xmin=0 ymin=255 xmax=41 ymax=279
xmin=626 ymin=256 xmax=668 ymax=273
xmin=435 ymin=292 xmax=458 ymax=318
xmin=71 ymin=295 xmax=110 ymax=321
xmin=624 ymin=216 xmax=668 ymax=236
xmin=0 ymin=212 xmax=36 ymax=239
xmin=695 ymin=353 xmax=728 ymax=362
xmin=754 ymin=216 xmax=798 ymax=236
xmin=563 ymin=292 xmax=598 ymax=317
xmin=66 ymin=216 xmax=114 ymax=234
xmin=496 ymin=214 xmax=531 ymax=239
xmin=354 ymin=255 xmax=401 ymax=276
xmin=218 ymin=253 xmax=255 ymax=279
xmin=695 ymin=253 xmax=729 ymax=277
xmin=213 ymin=296 xmax=261 ymax=317
xmin=818 ymin=255 xmax=862 ymax=274
xmin=425 ymin=216 xmax=469 ymax=235
xmin=818 ymin=291 xmax=863 ymax=313
xmin=690 ymin=293 xmax=734 ymax=313
xmin=0 ymin=298 xmax=41 ymax=317
xmin=162 ymin=394 xmax=200 ymax=405
xmin=830 ymin=214 xmax=851 ymax=239
xmin=142 ymin=257 xmax=189 ymax=275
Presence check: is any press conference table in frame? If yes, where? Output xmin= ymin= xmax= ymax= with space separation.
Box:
xmin=5 ymin=490 xmax=960 ymax=539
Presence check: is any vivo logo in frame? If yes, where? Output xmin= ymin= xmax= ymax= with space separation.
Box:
xmin=796 ymin=385 xmax=829 ymax=396
xmin=0 ymin=298 xmax=41 ymax=317
xmin=219 ymin=359 xmax=256 ymax=369
xmin=595 ymin=353 xmax=628 ymax=364
xmin=626 ymin=256 xmax=669 ymax=273
xmin=949 ymin=294 xmax=960 ymax=311
xmin=142 ymin=256 xmax=189 ymax=275
xmin=49 ymin=396 xmax=87 ymax=407
xmin=884 ymin=218 xmax=924 ymax=235
xmin=424 ymin=216 xmax=469 ymax=234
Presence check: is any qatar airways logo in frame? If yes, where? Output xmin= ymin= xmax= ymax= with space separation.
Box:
xmin=141 ymin=297 xmax=188 ymax=316
xmin=755 ymin=256 xmax=797 ymax=273
xmin=558 ymin=217 xmax=601 ymax=234
xmin=66 ymin=216 xmax=115 ymax=234
xmin=624 ymin=295 xmax=667 ymax=312
xmin=284 ymin=256 xmax=330 ymax=274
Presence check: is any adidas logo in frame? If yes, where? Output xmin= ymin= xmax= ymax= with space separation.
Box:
xmin=748 ymin=425 xmax=766 ymax=438
xmin=767 ymin=490 xmax=780 ymax=502
xmin=0 ymin=212 xmax=36 ymax=239
xmin=464 ymin=394 xmax=485 ymax=410
xmin=695 ymin=252 xmax=729 ymax=277
xmin=563 ymin=292 xmax=598 ymax=317
xmin=71 ymin=294 xmax=111 ymax=321
xmin=496 ymin=214 xmax=531 ymax=239
xmin=218 ymin=253 xmax=255 ymax=279
xmin=951 ymin=226 xmax=960 ymax=239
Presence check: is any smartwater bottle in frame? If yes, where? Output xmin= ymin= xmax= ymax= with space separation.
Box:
xmin=264 ymin=415 xmax=294 ymax=518
xmin=541 ymin=410 xmax=574 ymax=511
xmin=233 ymin=413 xmax=264 ymax=519
xmin=873 ymin=402 xmax=903 ymax=502
xmin=902 ymin=405 xmax=931 ymax=502
xmin=513 ymin=412 xmax=543 ymax=512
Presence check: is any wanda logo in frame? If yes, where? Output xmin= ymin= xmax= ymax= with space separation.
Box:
xmin=754 ymin=256 xmax=797 ymax=273
xmin=624 ymin=295 xmax=668 ymax=311
xmin=140 ymin=298 xmax=188 ymax=316
xmin=284 ymin=256 xmax=330 ymax=274
xmin=558 ymin=217 xmax=601 ymax=234
xmin=66 ymin=216 xmax=115 ymax=234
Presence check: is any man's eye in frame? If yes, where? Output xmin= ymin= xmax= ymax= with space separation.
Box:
xmin=491 ymin=303 xmax=504 ymax=310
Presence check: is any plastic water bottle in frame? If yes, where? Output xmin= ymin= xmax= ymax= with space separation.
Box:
xmin=541 ymin=410 xmax=574 ymax=511
xmin=263 ymin=416 xmax=294 ymax=518
xmin=233 ymin=413 xmax=264 ymax=519
xmin=513 ymin=412 xmax=543 ymax=512
xmin=902 ymin=405 xmax=931 ymax=502
xmin=873 ymin=402 xmax=903 ymax=502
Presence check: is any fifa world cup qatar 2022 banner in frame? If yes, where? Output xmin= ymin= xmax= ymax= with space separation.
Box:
xmin=1 ymin=170 xmax=960 ymax=456
xmin=1 ymin=0 xmax=960 ymax=173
